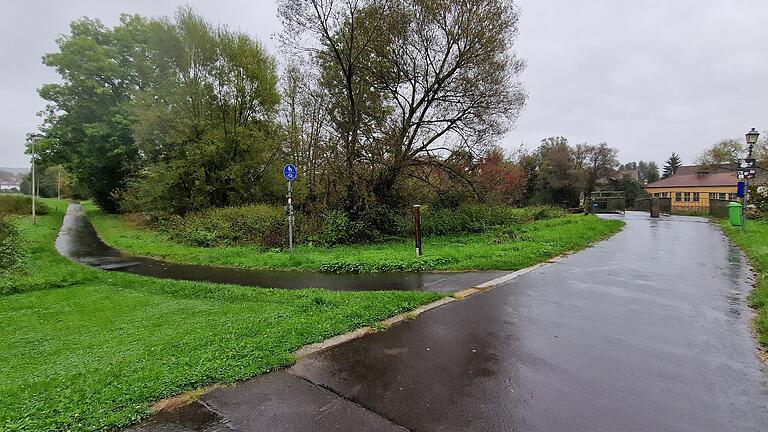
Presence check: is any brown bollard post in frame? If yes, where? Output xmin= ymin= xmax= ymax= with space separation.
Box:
xmin=650 ymin=197 xmax=660 ymax=218
xmin=413 ymin=205 xmax=422 ymax=256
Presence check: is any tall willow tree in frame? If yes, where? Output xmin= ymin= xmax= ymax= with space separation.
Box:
xmin=33 ymin=8 xmax=281 ymax=214
xmin=126 ymin=9 xmax=282 ymax=215
xmin=32 ymin=15 xmax=154 ymax=211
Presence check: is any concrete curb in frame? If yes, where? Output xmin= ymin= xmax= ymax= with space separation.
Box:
xmin=291 ymin=254 xmax=570 ymax=360
xmin=474 ymin=257 xmax=564 ymax=289
xmin=293 ymin=296 xmax=457 ymax=360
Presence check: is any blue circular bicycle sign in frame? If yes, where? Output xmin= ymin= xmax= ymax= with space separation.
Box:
xmin=283 ymin=164 xmax=297 ymax=181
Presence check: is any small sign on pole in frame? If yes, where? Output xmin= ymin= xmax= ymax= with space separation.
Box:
xmin=283 ymin=164 xmax=297 ymax=182
xmin=283 ymin=164 xmax=297 ymax=252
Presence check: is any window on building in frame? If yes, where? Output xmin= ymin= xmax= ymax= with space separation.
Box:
xmin=728 ymin=193 xmax=737 ymax=201
xmin=684 ymin=192 xmax=691 ymax=202
xmin=675 ymin=192 xmax=682 ymax=202
xmin=693 ymin=192 xmax=700 ymax=202
xmin=709 ymin=192 xmax=717 ymax=200
xmin=719 ymin=193 xmax=726 ymax=200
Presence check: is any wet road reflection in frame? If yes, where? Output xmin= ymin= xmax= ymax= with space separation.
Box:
xmin=290 ymin=211 xmax=768 ymax=431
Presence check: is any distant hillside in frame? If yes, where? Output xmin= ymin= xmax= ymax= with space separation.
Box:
xmin=0 ymin=167 xmax=29 ymax=175
xmin=0 ymin=169 xmax=23 ymax=184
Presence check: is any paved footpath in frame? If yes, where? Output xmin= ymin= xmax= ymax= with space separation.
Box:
xmin=128 ymin=213 xmax=768 ymax=432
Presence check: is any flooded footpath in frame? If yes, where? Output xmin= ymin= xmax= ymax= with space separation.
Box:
xmin=55 ymin=203 xmax=505 ymax=292
xmin=129 ymin=212 xmax=768 ymax=432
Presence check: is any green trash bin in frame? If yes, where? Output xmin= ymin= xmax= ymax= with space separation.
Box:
xmin=728 ymin=201 xmax=743 ymax=226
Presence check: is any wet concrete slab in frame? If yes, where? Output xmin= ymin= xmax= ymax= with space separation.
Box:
xmin=56 ymin=203 xmax=505 ymax=291
xmin=126 ymin=373 xmax=405 ymax=432
xmin=290 ymin=212 xmax=768 ymax=431
xmin=124 ymin=401 xmax=229 ymax=432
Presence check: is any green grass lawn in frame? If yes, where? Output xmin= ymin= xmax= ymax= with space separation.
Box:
xmin=83 ymin=202 xmax=625 ymax=273
xmin=720 ymin=219 xmax=768 ymax=350
xmin=0 ymin=201 xmax=443 ymax=432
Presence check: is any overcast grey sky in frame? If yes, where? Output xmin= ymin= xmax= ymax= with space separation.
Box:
xmin=1 ymin=0 xmax=767 ymax=169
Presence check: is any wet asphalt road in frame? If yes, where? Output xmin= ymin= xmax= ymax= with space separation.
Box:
xmin=55 ymin=203 xmax=505 ymax=292
xmin=127 ymin=212 xmax=768 ymax=431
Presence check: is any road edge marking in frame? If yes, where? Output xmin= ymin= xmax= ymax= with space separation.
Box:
xmin=293 ymin=296 xmax=457 ymax=360
xmin=474 ymin=257 xmax=563 ymax=289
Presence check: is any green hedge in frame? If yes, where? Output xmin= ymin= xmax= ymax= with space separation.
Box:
xmin=162 ymin=204 xmax=565 ymax=249
xmin=0 ymin=195 xmax=49 ymax=215
xmin=315 ymin=204 xmax=564 ymax=245
xmin=168 ymin=204 xmax=286 ymax=248
xmin=416 ymin=205 xmax=565 ymax=236
xmin=0 ymin=217 xmax=25 ymax=273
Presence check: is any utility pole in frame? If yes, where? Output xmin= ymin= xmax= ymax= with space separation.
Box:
xmin=57 ymin=166 xmax=61 ymax=200
xmin=31 ymin=139 xmax=36 ymax=225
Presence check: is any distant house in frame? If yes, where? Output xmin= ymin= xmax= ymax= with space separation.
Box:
xmin=0 ymin=183 xmax=20 ymax=192
xmin=644 ymin=165 xmax=747 ymax=210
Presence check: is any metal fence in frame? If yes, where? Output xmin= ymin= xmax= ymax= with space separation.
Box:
xmin=633 ymin=197 xmax=731 ymax=217
xmin=668 ymin=203 xmax=710 ymax=216
xmin=660 ymin=198 xmax=671 ymax=214
xmin=633 ymin=197 xmax=671 ymax=214
xmin=670 ymin=199 xmax=733 ymax=217
xmin=709 ymin=199 xmax=730 ymax=218
xmin=633 ymin=198 xmax=650 ymax=212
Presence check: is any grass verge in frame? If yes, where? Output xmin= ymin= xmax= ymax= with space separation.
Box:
xmin=84 ymin=202 xmax=624 ymax=273
xmin=720 ymin=219 xmax=768 ymax=350
xmin=0 ymin=200 xmax=443 ymax=432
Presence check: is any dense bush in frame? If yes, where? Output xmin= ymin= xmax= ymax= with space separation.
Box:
xmin=313 ymin=204 xmax=564 ymax=245
xmin=169 ymin=205 xmax=286 ymax=248
xmin=0 ymin=217 xmax=25 ymax=273
xmin=0 ymin=195 xmax=49 ymax=215
xmin=415 ymin=204 xmax=564 ymax=236
xmin=430 ymin=190 xmax=477 ymax=210
xmin=748 ymin=186 xmax=768 ymax=221
xmin=161 ymin=203 xmax=565 ymax=248
xmin=315 ymin=205 xmax=405 ymax=246
xmin=316 ymin=210 xmax=366 ymax=246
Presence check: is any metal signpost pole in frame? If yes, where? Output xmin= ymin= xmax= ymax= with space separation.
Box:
xmin=283 ymin=164 xmax=297 ymax=253
xmin=288 ymin=179 xmax=293 ymax=253
xmin=742 ymin=177 xmax=748 ymax=231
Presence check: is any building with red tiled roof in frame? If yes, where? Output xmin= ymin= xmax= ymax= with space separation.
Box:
xmin=645 ymin=165 xmax=740 ymax=210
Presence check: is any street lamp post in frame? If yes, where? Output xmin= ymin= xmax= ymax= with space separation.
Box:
xmin=742 ymin=128 xmax=760 ymax=230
